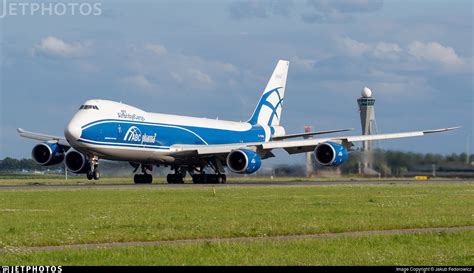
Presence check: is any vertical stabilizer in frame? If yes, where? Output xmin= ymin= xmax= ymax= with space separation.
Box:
xmin=248 ymin=60 xmax=289 ymax=126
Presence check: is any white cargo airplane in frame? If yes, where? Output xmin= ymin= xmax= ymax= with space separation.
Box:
xmin=18 ymin=60 xmax=458 ymax=184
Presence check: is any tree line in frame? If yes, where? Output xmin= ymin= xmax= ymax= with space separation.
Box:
xmin=1 ymin=150 xmax=473 ymax=176
xmin=339 ymin=150 xmax=473 ymax=176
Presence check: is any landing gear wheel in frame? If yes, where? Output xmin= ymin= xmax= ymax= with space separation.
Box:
xmin=87 ymin=171 xmax=94 ymax=180
xmin=93 ymin=170 xmax=100 ymax=180
xmin=191 ymin=174 xmax=226 ymax=184
xmin=133 ymin=174 xmax=142 ymax=184
xmin=167 ymin=174 xmax=184 ymax=184
xmin=217 ymin=174 xmax=226 ymax=184
xmin=133 ymin=164 xmax=154 ymax=184
xmin=191 ymin=174 xmax=199 ymax=184
xmin=134 ymin=174 xmax=153 ymax=184
xmin=145 ymin=174 xmax=153 ymax=184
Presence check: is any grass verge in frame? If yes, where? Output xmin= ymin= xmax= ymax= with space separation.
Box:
xmin=1 ymin=231 xmax=472 ymax=265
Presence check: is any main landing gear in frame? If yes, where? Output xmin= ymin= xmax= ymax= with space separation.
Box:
xmin=166 ymin=159 xmax=227 ymax=184
xmin=134 ymin=173 xmax=153 ymax=184
xmin=165 ymin=170 xmax=226 ymax=184
xmin=86 ymin=155 xmax=100 ymax=180
xmin=191 ymin=173 xmax=226 ymax=184
xmin=195 ymin=158 xmax=227 ymax=184
xmin=167 ymin=166 xmax=185 ymax=184
xmin=133 ymin=164 xmax=153 ymax=184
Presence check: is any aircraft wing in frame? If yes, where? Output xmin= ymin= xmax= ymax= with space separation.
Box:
xmin=271 ymin=128 xmax=354 ymax=141
xmin=171 ymin=127 xmax=459 ymax=156
xmin=17 ymin=128 xmax=70 ymax=146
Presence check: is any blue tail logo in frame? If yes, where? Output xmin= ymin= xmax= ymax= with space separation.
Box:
xmin=247 ymin=60 xmax=288 ymax=127
xmin=248 ymin=87 xmax=284 ymax=126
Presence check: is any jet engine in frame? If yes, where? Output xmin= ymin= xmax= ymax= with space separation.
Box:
xmin=314 ymin=142 xmax=348 ymax=167
xmin=65 ymin=149 xmax=90 ymax=173
xmin=31 ymin=142 xmax=66 ymax=166
xmin=226 ymin=149 xmax=262 ymax=174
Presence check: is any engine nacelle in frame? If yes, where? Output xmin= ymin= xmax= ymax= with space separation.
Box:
xmin=65 ymin=149 xmax=90 ymax=174
xmin=314 ymin=142 xmax=348 ymax=167
xmin=31 ymin=143 xmax=66 ymax=166
xmin=226 ymin=149 xmax=262 ymax=174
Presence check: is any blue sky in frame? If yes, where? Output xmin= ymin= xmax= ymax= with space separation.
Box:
xmin=0 ymin=0 xmax=473 ymax=163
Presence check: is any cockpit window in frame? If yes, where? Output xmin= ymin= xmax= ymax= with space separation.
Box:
xmin=79 ymin=105 xmax=99 ymax=110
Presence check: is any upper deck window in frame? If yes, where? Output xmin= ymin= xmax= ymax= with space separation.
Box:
xmin=79 ymin=105 xmax=99 ymax=110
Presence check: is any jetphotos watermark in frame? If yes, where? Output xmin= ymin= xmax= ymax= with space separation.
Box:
xmin=1 ymin=266 xmax=62 ymax=273
xmin=0 ymin=0 xmax=102 ymax=18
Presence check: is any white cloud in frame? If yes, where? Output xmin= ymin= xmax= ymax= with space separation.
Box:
xmin=308 ymin=0 xmax=383 ymax=13
xmin=229 ymin=0 xmax=293 ymax=20
xmin=335 ymin=37 xmax=466 ymax=72
xmin=337 ymin=37 xmax=370 ymax=56
xmin=145 ymin=43 xmax=168 ymax=56
xmin=373 ymin=42 xmax=402 ymax=60
xmin=338 ymin=37 xmax=403 ymax=60
xmin=170 ymin=71 xmax=183 ymax=82
xmin=302 ymin=0 xmax=383 ymax=24
xmin=188 ymin=68 xmax=213 ymax=85
xmin=291 ymin=56 xmax=316 ymax=71
xmin=219 ymin=62 xmax=239 ymax=74
xmin=367 ymin=70 xmax=432 ymax=97
xmin=408 ymin=41 xmax=464 ymax=67
xmin=122 ymin=75 xmax=154 ymax=91
xmin=126 ymin=44 xmax=239 ymax=91
xmin=33 ymin=36 xmax=89 ymax=58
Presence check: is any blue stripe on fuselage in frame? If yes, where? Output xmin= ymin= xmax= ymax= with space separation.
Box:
xmin=77 ymin=138 xmax=171 ymax=150
xmin=79 ymin=119 xmax=265 ymax=149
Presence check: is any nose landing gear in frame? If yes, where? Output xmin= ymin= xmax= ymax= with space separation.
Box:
xmin=86 ymin=170 xmax=100 ymax=180
xmin=86 ymin=155 xmax=100 ymax=180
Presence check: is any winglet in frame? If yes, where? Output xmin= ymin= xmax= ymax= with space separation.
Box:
xmin=423 ymin=126 xmax=461 ymax=134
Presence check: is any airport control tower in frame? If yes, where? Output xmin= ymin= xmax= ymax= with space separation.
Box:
xmin=357 ymin=87 xmax=378 ymax=173
xmin=304 ymin=125 xmax=315 ymax=177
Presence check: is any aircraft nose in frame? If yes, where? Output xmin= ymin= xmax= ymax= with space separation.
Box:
xmin=64 ymin=121 xmax=82 ymax=141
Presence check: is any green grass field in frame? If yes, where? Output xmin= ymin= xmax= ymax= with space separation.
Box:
xmin=0 ymin=182 xmax=473 ymax=265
